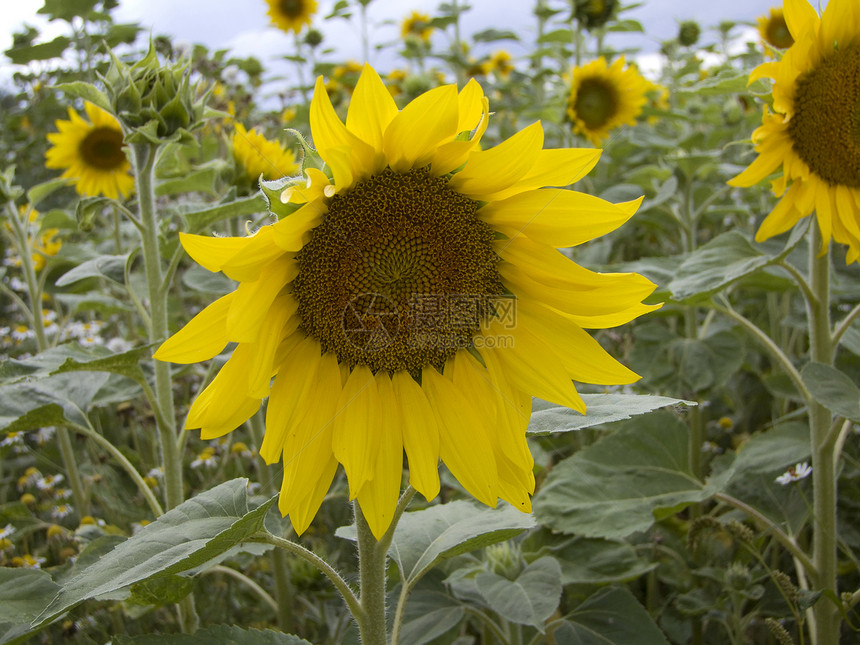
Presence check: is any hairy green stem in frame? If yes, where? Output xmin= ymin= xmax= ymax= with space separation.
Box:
xmin=805 ymin=228 xmax=839 ymax=645
xmin=131 ymin=142 xmax=183 ymax=512
xmin=355 ymin=502 xmax=388 ymax=645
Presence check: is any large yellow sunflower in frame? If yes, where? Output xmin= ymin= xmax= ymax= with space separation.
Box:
xmin=232 ymin=123 xmax=299 ymax=185
xmin=265 ymin=0 xmax=317 ymax=34
xmin=45 ymin=102 xmax=133 ymax=200
xmin=155 ymin=64 xmax=659 ymax=539
xmin=567 ymin=56 xmax=649 ymax=146
xmin=729 ymin=0 xmax=860 ymax=263
xmin=757 ymin=7 xmax=794 ymax=51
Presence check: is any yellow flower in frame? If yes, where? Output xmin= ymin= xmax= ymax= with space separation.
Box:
xmin=401 ymin=11 xmax=434 ymax=43
xmin=232 ymin=123 xmax=299 ymax=184
xmin=265 ymin=0 xmax=317 ymax=34
xmin=45 ymin=102 xmax=133 ymax=200
xmin=729 ymin=0 xmax=860 ymax=263
xmin=757 ymin=7 xmax=794 ymax=51
xmin=155 ymin=64 xmax=658 ymax=539
xmin=489 ymin=51 xmax=515 ymax=79
xmin=567 ymin=56 xmax=649 ymax=146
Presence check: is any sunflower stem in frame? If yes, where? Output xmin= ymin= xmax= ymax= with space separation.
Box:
xmin=355 ymin=502 xmax=389 ymax=645
xmin=804 ymin=227 xmax=840 ymax=645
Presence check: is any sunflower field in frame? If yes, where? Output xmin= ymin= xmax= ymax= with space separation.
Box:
xmin=1 ymin=0 xmax=859 ymax=643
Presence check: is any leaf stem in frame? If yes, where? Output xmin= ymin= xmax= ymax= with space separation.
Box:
xmin=204 ymin=564 xmax=279 ymax=612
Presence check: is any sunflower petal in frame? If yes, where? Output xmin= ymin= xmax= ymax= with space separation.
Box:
xmin=391 ymin=370 xmax=441 ymax=501
xmin=383 ymin=85 xmax=459 ymax=172
xmin=154 ymin=292 xmax=234 ymax=364
xmin=333 ymin=365 xmax=380 ymax=499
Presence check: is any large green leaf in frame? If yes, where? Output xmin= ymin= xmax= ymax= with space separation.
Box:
xmin=552 ymin=586 xmax=670 ymax=644
xmin=113 ymin=625 xmax=312 ymax=645
xmin=339 ymin=501 xmax=534 ymax=587
xmin=50 ymin=345 xmax=152 ymax=387
xmin=668 ymin=228 xmax=804 ymax=303
xmin=528 ymin=394 xmax=695 ymax=435
xmin=33 ymin=480 xmax=276 ymax=628
xmin=397 ymin=590 xmax=465 ymax=645
xmin=801 ymin=362 xmax=860 ymax=422
xmin=0 ymin=568 xmax=59 ymax=625
xmin=55 ymin=252 xmax=134 ymax=287
xmin=534 ymin=412 xmax=728 ymax=539
xmin=528 ymin=534 xmax=656 ymax=585
xmin=474 ymin=556 xmax=562 ymax=631
xmin=0 ymin=372 xmax=109 ymax=432
xmin=4 ymin=36 xmax=71 ymax=64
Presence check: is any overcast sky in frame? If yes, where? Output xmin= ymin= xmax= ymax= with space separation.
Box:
xmin=1 ymin=0 xmax=812 ymax=87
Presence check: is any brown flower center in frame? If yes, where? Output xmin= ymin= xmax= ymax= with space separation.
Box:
xmin=766 ymin=15 xmax=793 ymax=49
xmin=789 ymin=45 xmax=860 ymax=188
xmin=279 ymin=0 xmax=304 ymax=18
xmin=292 ymin=168 xmax=504 ymax=374
xmin=572 ymin=78 xmax=618 ymax=130
xmin=79 ymin=127 xmax=126 ymax=171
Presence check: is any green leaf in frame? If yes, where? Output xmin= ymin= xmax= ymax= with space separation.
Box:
xmin=113 ymin=625 xmax=312 ymax=645
xmin=0 ymin=568 xmax=59 ymax=625
xmin=4 ymin=36 xmax=71 ymax=64
xmin=33 ymin=481 xmax=276 ymax=627
xmin=37 ymin=0 xmax=100 ymax=21
xmin=55 ymin=252 xmax=133 ymax=287
xmin=128 ymin=575 xmax=194 ymax=607
xmin=339 ymin=501 xmax=534 ymax=587
xmin=156 ymin=165 xmax=220 ymax=197
xmin=668 ymin=229 xmax=804 ymax=303
xmin=722 ymin=422 xmax=811 ymax=479
xmin=49 ymin=345 xmax=152 ymax=387
xmin=0 ymin=371 xmax=110 ymax=432
xmin=259 ymin=175 xmax=304 ymax=219
xmin=527 ymin=394 xmax=696 ymax=435
xmin=801 ymin=362 xmax=860 ymax=422
xmin=472 ymin=29 xmax=519 ymax=42
xmin=675 ymin=68 xmax=749 ymax=96
xmin=74 ymin=196 xmax=115 ymax=232
xmin=474 ymin=556 xmax=562 ymax=631
xmin=537 ymin=29 xmax=573 ymax=44
xmin=26 ymin=178 xmax=73 ymax=208
xmin=182 ymin=264 xmax=236 ymax=294
xmin=554 ymin=587 xmax=670 ymax=644
xmin=397 ymin=591 xmax=464 ymax=645
xmin=54 ymin=81 xmax=112 ymax=113
xmin=534 ymin=412 xmax=728 ymax=539
xmin=182 ymin=195 xmax=267 ymax=232
xmin=528 ymin=535 xmax=656 ymax=585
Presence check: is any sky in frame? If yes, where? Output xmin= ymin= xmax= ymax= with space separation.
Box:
xmin=0 ymin=0 xmax=805 ymax=88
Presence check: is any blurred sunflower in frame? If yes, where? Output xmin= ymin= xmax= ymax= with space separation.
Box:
xmin=400 ymin=11 xmax=434 ymax=43
xmin=729 ymin=0 xmax=860 ymax=262
xmin=45 ymin=102 xmax=133 ymax=200
xmin=232 ymin=123 xmax=299 ymax=186
xmin=265 ymin=0 xmax=317 ymax=34
xmin=566 ymin=56 xmax=649 ymax=146
xmin=757 ymin=7 xmax=793 ymax=50
xmin=489 ymin=51 xmax=515 ymax=79
xmin=574 ymin=0 xmax=617 ymax=30
xmin=155 ymin=64 xmax=658 ymax=538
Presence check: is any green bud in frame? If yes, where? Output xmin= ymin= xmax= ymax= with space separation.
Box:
xmin=574 ymin=0 xmax=617 ymax=31
xmin=485 ymin=542 xmax=523 ymax=580
xmin=725 ymin=563 xmax=752 ymax=591
xmin=678 ymin=21 xmax=701 ymax=47
xmin=304 ymin=28 xmax=323 ymax=48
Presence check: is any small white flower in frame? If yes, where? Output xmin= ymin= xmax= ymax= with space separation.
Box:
xmin=55 ymin=488 xmax=73 ymax=500
xmin=106 ymin=337 xmax=133 ymax=353
xmin=33 ymin=427 xmax=55 ymax=445
xmin=36 ymin=473 xmax=64 ymax=491
xmin=775 ymin=462 xmax=812 ymax=485
xmin=0 ymin=524 xmax=15 ymax=540
xmin=8 ymin=277 xmax=27 ymax=292
xmin=51 ymin=503 xmax=74 ymax=520
xmin=147 ymin=467 xmax=164 ymax=479
xmin=0 ymin=432 xmax=24 ymax=448
xmin=10 ymin=326 xmax=34 ymax=342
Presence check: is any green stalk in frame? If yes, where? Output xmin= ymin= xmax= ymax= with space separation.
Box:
xmin=355 ymin=502 xmax=388 ymax=645
xmin=131 ymin=142 xmax=197 ymax=633
xmin=5 ymin=203 xmax=89 ymax=517
xmin=131 ymin=142 xmax=184 ymax=512
xmin=805 ymin=228 xmax=839 ymax=645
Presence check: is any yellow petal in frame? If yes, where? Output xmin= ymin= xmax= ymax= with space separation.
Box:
xmin=154 ymin=292 xmax=234 ymax=364
xmin=282 ymin=455 xmax=338 ymax=535
xmin=383 ymin=85 xmax=459 ymax=172
xmin=332 ymin=365 xmax=380 ymax=499
xmin=247 ymin=294 xmax=298 ymax=398
xmin=449 ymin=121 xmax=544 ymax=198
xmin=482 ymin=189 xmax=640 ymax=247
xmin=483 ymin=148 xmax=601 ymax=202
xmin=430 ymin=97 xmax=489 ymax=176
xmin=272 ymin=198 xmax=325 ymax=251
xmin=180 ymin=232 xmax=249 ymax=273
xmin=422 ymin=365 xmax=498 ymax=507
xmin=356 ymin=373 xmax=404 ymax=539
xmin=784 ymin=0 xmax=819 ymax=40
xmin=226 ymin=257 xmax=296 ymax=343
xmin=347 ymin=63 xmax=398 ymax=164
xmin=391 ymin=370 xmax=441 ymax=501
xmin=260 ymin=336 xmax=321 ymax=463
xmin=220 ymin=226 xmax=286 ymax=282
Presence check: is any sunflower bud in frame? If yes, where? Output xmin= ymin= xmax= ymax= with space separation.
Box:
xmin=304 ymin=28 xmax=323 ymax=48
xmin=485 ymin=542 xmax=523 ymax=580
xmin=574 ymin=0 xmax=617 ymax=30
xmin=678 ymin=21 xmax=701 ymax=47
xmin=103 ymin=43 xmax=209 ymax=145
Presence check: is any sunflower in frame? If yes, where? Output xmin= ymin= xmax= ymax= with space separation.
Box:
xmin=265 ymin=0 xmax=317 ymax=34
xmin=400 ymin=11 xmax=434 ymax=43
xmin=489 ymin=50 xmax=515 ymax=80
xmin=155 ymin=64 xmax=659 ymax=539
xmin=232 ymin=123 xmax=299 ymax=186
xmin=574 ymin=0 xmax=617 ymax=30
xmin=45 ymin=102 xmax=133 ymax=200
xmin=566 ymin=56 xmax=649 ymax=146
xmin=729 ymin=0 xmax=860 ymax=263
xmin=757 ymin=7 xmax=794 ymax=51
